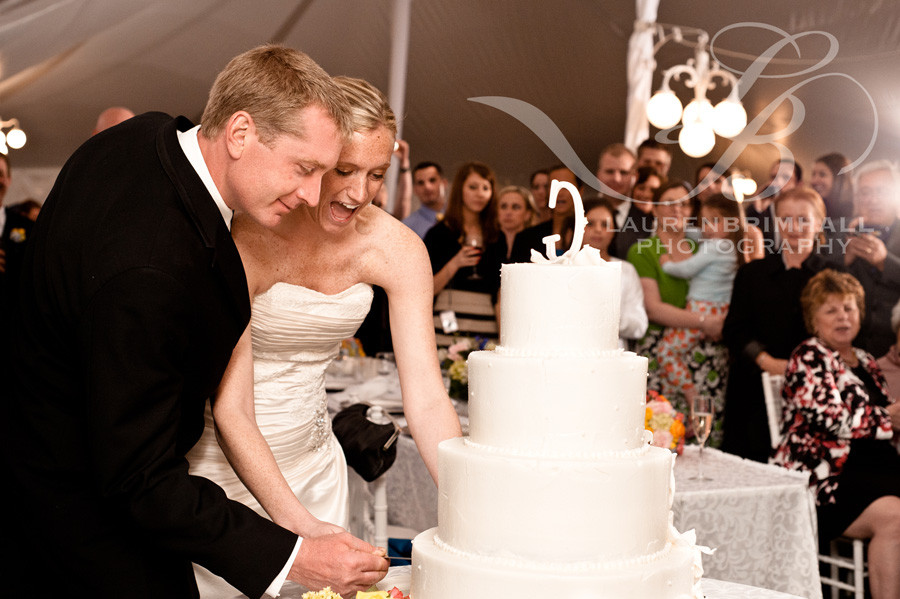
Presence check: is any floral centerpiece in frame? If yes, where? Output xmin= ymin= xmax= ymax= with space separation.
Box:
xmin=438 ymin=336 xmax=495 ymax=400
xmin=645 ymin=390 xmax=686 ymax=454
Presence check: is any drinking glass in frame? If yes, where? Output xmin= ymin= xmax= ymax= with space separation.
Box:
xmin=464 ymin=234 xmax=483 ymax=280
xmin=690 ymin=395 xmax=714 ymax=481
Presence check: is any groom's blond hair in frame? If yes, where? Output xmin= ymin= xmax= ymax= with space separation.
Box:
xmin=201 ymin=44 xmax=352 ymax=144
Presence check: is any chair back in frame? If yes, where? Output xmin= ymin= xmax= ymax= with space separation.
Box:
xmin=761 ymin=372 xmax=785 ymax=449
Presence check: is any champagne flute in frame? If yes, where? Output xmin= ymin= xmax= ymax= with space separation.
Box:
xmin=690 ymin=395 xmax=714 ymax=481
xmin=464 ymin=234 xmax=483 ymax=280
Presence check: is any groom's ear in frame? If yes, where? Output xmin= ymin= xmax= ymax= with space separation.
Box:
xmin=223 ymin=111 xmax=253 ymax=160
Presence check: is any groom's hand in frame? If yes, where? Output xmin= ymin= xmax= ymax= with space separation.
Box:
xmin=288 ymin=531 xmax=389 ymax=596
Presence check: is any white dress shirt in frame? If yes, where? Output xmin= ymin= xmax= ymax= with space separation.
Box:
xmin=177 ymin=124 xmax=302 ymax=597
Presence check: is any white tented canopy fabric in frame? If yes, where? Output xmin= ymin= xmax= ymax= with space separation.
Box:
xmin=1 ymin=0 xmax=899 ymax=204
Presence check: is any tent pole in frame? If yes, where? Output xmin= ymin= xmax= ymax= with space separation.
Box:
xmin=386 ymin=0 xmax=412 ymax=213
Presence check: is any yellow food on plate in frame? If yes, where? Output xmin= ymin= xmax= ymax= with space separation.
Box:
xmin=356 ymin=592 xmax=389 ymax=599
xmin=301 ymin=588 xmax=342 ymax=599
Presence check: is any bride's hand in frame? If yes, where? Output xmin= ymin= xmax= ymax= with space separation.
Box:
xmin=301 ymin=517 xmax=346 ymax=538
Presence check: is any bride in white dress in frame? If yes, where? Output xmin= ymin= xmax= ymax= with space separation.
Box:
xmin=188 ymin=76 xmax=462 ymax=596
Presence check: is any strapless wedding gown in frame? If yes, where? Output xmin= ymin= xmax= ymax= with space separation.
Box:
xmin=188 ymin=281 xmax=373 ymax=597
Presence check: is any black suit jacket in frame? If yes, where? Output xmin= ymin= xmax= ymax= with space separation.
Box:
xmin=2 ymin=113 xmax=296 ymax=598
xmin=610 ymin=202 xmax=654 ymax=259
xmin=509 ymin=220 xmax=553 ymax=264
xmin=0 ymin=205 xmax=34 ymax=362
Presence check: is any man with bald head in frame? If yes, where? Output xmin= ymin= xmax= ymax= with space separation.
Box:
xmin=92 ymin=106 xmax=136 ymax=135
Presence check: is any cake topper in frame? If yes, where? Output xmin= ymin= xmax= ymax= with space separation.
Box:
xmin=533 ymin=179 xmax=593 ymax=264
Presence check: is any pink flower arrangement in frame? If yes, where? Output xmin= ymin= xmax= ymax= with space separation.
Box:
xmin=645 ymin=390 xmax=686 ymax=454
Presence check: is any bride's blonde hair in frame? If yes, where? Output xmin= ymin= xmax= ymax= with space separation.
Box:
xmin=333 ymin=76 xmax=397 ymax=137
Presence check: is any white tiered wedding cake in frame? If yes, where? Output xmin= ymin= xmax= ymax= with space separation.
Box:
xmin=410 ymin=182 xmax=702 ymax=599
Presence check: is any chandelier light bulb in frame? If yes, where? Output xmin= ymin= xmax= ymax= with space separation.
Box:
xmin=0 ymin=130 xmax=5 ymax=147
xmin=678 ymin=122 xmax=715 ymax=158
xmin=647 ymin=90 xmax=683 ymax=129
xmin=735 ymin=175 xmax=757 ymax=197
xmin=6 ymin=127 xmax=26 ymax=149
xmin=712 ymin=100 xmax=747 ymax=138
xmin=681 ymin=99 xmax=714 ymax=127
xmin=0 ymin=143 xmax=7 ymax=155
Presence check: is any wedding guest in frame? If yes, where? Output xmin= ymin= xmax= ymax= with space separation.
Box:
xmin=372 ymin=138 xmax=412 ymax=220
xmin=2 ymin=45 xmax=389 ymax=598
xmin=595 ymin=143 xmax=653 ymax=259
xmin=582 ymin=197 xmax=648 ymax=347
xmin=529 ymin=168 xmax=551 ymax=223
xmin=424 ymin=161 xmax=499 ymax=296
xmin=0 ymin=154 xmax=35 ymax=347
xmin=694 ymin=162 xmax=729 ymax=204
xmin=92 ymin=105 xmax=135 ymax=135
xmin=189 ymin=76 xmax=461 ymax=596
xmin=494 ymin=185 xmax=538 ymax=260
xmin=810 ymin=152 xmax=855 ymax=234
xmin=877 ymin=298 xmax=900 ymax=396
xmin=772 ymin=270 xmax=900 ymax=599
xmin=722 ymin=187 xmax=833 ymax=462
xmin=839 ymin=160 xmax=900 ymax=357
xmin=628 ymin=181 xmax=723 ymax=415
xmin=746 ymin=158 xmax=802 ymax=251
xmin=630 ymin=166 xmax=663 ymax=215
xmin=10 ymin=198 xmax=42 ymax=221
xmin=509 ymin=164 xmax=580 ymax=263
xmin=636 ymin=138 xmax=673 ymax=178
xmin=658 ymin=194 xmax=745 ymax=446
xmin=402 ymin=161 xmax=446 ymax=238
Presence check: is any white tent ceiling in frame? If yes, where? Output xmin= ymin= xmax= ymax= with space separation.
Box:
xmin=1 ymin=0 xmax=899 ymax=204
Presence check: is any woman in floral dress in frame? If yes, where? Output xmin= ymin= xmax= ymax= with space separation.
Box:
xmin=772 ymin=269 xmax=900 ymax=599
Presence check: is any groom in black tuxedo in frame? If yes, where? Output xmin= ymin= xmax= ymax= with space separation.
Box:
xmin=2 ymin=45 xmax=388 ymax=598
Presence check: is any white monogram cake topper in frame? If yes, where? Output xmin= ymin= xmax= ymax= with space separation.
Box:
xmin=532 ymin=179 xmax=600 ymax=265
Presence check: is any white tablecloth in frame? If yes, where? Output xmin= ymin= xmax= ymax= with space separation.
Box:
xmin=673 ymin=447 xmax=822 ymax=599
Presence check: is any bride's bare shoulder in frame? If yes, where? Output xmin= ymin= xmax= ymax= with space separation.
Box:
xmin=356 ymin=205 xmax=423 ymax=250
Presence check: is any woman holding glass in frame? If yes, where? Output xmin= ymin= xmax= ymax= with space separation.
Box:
xmin=772 ymin=270 xmax=900 ymax=599
xmin=423 ymin=161 xmax=499 ymax=296
xmin=721 ymin=187 xmax=835 ymax=462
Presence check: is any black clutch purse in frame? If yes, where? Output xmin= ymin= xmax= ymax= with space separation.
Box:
xmin=332 ymin=403 xmax=401 ymax=482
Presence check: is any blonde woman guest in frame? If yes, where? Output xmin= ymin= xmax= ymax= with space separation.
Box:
xmin=773 ymin=270 xmax=900 ymax=599
xmin=721 ymin=187 xmax=834 ymax=462
xmin=495 ymin=185 xmax=538 ymax=259
xmin=188 ymin=77 xmax=460 ymax=596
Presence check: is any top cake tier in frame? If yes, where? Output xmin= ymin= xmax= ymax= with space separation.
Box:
xmin=498 ymin=260 xmax=621 ymax=356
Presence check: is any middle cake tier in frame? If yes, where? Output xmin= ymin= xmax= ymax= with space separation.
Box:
xmin=437 ymin=437 xmax=675 ymax=562
xmin=467 ymin=350 xmax=649 ymax=454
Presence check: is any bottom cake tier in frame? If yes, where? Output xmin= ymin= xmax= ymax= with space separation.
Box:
xmin=410 ymin=528 xmax=700 ymax=599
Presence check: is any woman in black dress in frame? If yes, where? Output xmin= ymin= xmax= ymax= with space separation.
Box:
xmin=721 ymin=187 xmax=835 ymax=462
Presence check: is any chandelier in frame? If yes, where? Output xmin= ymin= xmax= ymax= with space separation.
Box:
xmin=646 ymin=29 xmax=746 ymax=158
xmin=0 ymin=117 xmax=27 ymax=155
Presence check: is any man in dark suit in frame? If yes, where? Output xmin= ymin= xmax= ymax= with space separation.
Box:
xmin=0 ymin=153 xmax=34 ymax=297
xmin=509 ymin=164 xmax=581 ymax=262
xmin=841 ymin=160 xmax=900 ymax=357
xmin=2 ymin=45 xmax=388 ymax=598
